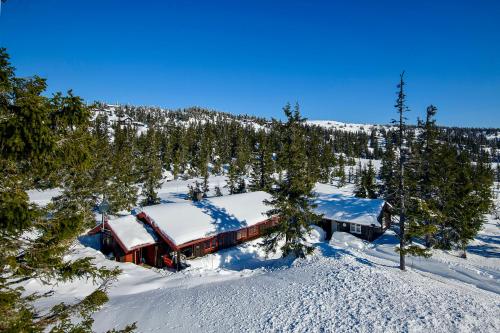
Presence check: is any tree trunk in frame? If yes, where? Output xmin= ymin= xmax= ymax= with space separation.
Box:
xmin=460 ymin=243 xmax=467 ymax=259
xmin=398 ymin=72 xmax=406 ymax=271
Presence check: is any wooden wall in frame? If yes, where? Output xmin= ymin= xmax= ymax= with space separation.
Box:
xmin=178 ymin=218 xmax=279 ymax=259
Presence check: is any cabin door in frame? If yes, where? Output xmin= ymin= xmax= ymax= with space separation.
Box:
xmin=218 ymin=232 xmax=236 ymax=249
xmin=193 ymin=244 xmax=203 ymax=257
xmin=135 ymin=249 xmax=142 ymax=265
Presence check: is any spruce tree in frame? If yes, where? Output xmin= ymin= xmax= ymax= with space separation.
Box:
xmin=171 ymin=127 xmax=187 ymax=179
xmin=407 ymin=105 xmax=440 ymax=248
xmin=138 ymin=128 xmax=163 ymax=206
xmin=379 ymin=135 xmax=398 ymax=203
xmin=354 ymin=163 xmax=366 ymax=198
xmin=354 ymin=160 xmax=377 ymax=199
xmin=447 ymin=151 xmax=493 ymax=258
xmin=226 ymin=130 xmax=248 ymax=194
xmin=319 ymin=141 xmax=335 ymax=184
xmin=107 ymin=123 xmax=138 ymax=212
xmin=198 ymin=128 xmax=211 ymax=197
xmin=391 ymin=77 xmax=439 ymax=261
xmin=249 ymin=130 xmax=274 ymax=192
xmin=335 ymin=155 xmax=346 ymax=187
xmin=402 ymin=138 xmax=437 ymax=258
xmin=496 ymin=163 xmax=500 ymax=186
xmin=89 ymin=111 xmax=113 ymax=197
xmin=394 ymin=71 xmax=408 ymax=270
xmin=226 ymin=158 xmax=246 ymax=194
xmin=187 ymin=180 xmax=204 ymax=201
xmin=347 ymin=165 xmax=354 ymax=184
xmin=261 ymin=103 xmax=321 ymax=258
xmin=306 ymin=130 xmax=322 ymax=182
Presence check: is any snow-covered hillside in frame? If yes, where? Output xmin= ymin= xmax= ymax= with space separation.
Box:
xmin=24 ymin=179 xmax=500 ymax=332
xmin=307 ymin=119 xmax=393 ymax=134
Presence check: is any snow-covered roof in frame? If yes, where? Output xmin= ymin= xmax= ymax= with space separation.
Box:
xmin=139 ymin=191 xmax=272 ymax=246
xmin=314 ymin=194 xmax=386 ymax=227
xmin=107 ymin=215 xmax=158 ymax=252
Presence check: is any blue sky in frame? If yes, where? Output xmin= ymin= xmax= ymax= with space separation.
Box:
xmin=1 ymin=0 xmax=499 ymax=127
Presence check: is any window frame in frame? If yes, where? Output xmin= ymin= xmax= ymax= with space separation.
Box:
xmin=237 ymin=229 xmax=247 ymax=240
xmin=248 ymin=226 xmax=258 ymax=237
xmin=350 ymin=223 xmax=362 ymax=234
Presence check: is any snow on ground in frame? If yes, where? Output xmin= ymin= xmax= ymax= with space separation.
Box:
xmin=23 ymin=176 xmax=500 ymax=332
xmin=364 ymin=226 xmax=500 ymax=295
xmin=156 ymin=175 xmax=230 ymax=203
xmin=91 ymin=233 xmax=499 ymax=332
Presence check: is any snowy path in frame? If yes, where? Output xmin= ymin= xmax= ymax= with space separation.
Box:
xmin=362 ymin=220 xmax=500 ymax=295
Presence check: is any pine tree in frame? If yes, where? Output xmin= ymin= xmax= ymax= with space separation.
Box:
xmin=335 ymin=155 xmax=346 ymax=187
xmin=354 ymin=160 xmax=377 ymax=199
xmin=402 ymin=143 xmax=437 ymax=258
xmin=306 ymin=130 xmax=322 ymax=182
xmin=89 ymin=111 xmax=113 ymax=197
xmin=261 ymin=103 xmax=321 ymax=258
xmin=347 ymin=165 xmax=354 ymax=184
xmin=379 ymin=137 xmax=398 ymax=203
xmin=187 ymin=180 xmax=204 ymax=201
xmin=449 ymin=151 xmax=493 ymax=258
xmin=107 ymin=123 xmax=138 ymax=212
xmin=198 ymin=128 xmax=211 ymax=197
xmin=407 ymin=105 xmax=440 ymax=248
xmin=226 ymin=130 xmax=248 ymax=194
xmin=496 ymin=163 xmax=500 ymax=190
xmin=354 ymin=162 xmax=366 ymax=198
xmin=249 ymin=130 xmax=274 ymax=191
xmin=138 ymin=128 xmax=163 ymax=206
xmin=394 ymin=71 xmax=409 ymax=270
xmin=226 ymin=158 xmax=244 ymax=194
xmin=196 ymin=124 xmax=212 ymax=179
xmin=391 ymin=77 xmax=439 ymax=261
xmin=171 ymin=127 xmax=187 ymax=179
xmin=420 ymin=105 xmax=439 ymax=199
xmin=235 ymin=129 xmax=251 ymax=175
xmin=354 ymin=160 xmax=362 ymax=186
xmin=319 ymin=141 xmax=335 ymax=184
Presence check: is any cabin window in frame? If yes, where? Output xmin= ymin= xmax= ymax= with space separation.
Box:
xmin=350 ymin=224 xmax=362 ymax=234
xmin=248 ymin=226 xmax=258 ymax=237
xmin=237 ymin=229 xmax=247 ymax=240
xmin=181 ymin=247 xmax=193 ymax=258
xmin=205 ymin=241 xmax=211 ymax=250
xmin=212 ymin=238 xmax=217 ymax=248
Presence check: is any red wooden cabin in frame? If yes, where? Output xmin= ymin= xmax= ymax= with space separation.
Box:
xmin=89 ymin=191 xmax=276 ymax=270
xmin=88 ymin=215 xmax=162 ymax=266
